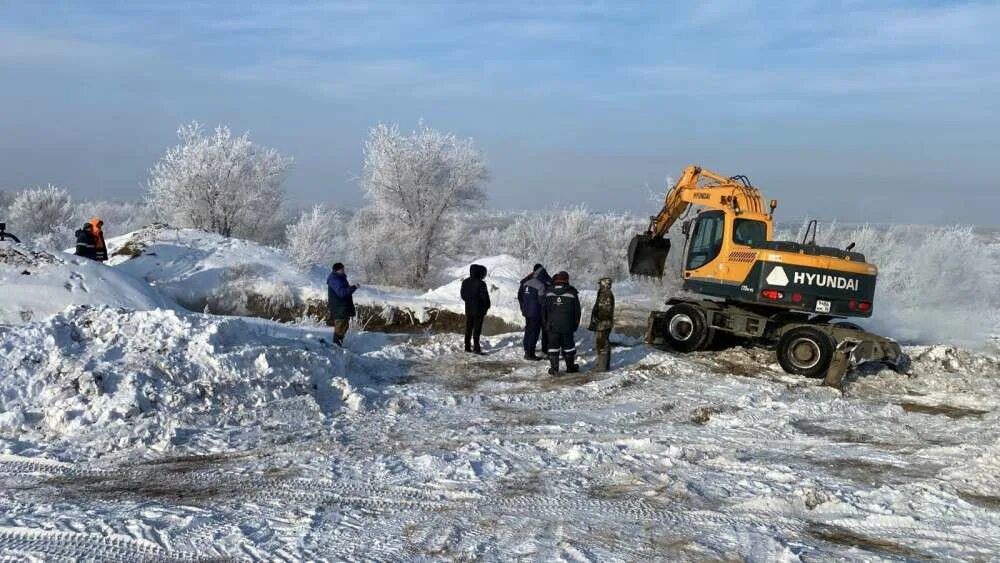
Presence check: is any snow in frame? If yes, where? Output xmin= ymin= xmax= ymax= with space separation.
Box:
xmin=3 ymin=227 xmax=1000 ymax=559
xmin=422 ymin=254 xmax=531 ymax=325
xmin=1 ymin=304 xmax=999 ymax=559
xmin=0 ymin=242 xmax=173 ymax=325
xmin=105 ymin=225 xmax=321 ymax=314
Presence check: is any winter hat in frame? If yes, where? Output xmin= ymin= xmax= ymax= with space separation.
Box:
xmin=332 ymin=262 xmax=345 ymax=272
xmin=553 ymin=271 xmax=569 ymax=284
xmin=533 ymin=263 xmax=544 ymax=271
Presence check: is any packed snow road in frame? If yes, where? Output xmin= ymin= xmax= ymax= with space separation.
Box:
xmin=1 ymin=307 xmax=1000 ymax=561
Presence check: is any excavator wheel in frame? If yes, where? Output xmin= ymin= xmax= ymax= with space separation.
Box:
xmin=777 ymin=326 xmax=835 ymax=378
xmin=661 ymin=303 xmax=714 ymax=352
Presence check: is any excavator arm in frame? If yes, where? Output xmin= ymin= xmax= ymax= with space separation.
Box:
xmin=628 ymin=165 xmax=770 ymax=276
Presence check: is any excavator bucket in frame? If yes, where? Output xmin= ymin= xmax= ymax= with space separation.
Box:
xmin=628 ymin=234 xmax=671 ymax=277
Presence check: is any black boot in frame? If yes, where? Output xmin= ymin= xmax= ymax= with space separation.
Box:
xmin=524 ymin=349 xmax=543 ymax=361
xmin=548 ymin=354 xmax=560 ymax=376
xmin=566 ymin=351 xmax=579 ymax=373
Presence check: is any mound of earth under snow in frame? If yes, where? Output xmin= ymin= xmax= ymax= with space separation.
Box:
xmin=0 ymin=243 xmax=173 ymax=325
xmin=106 ymin=226 xmax=531 ymax=328
xmin=0 ymin=306 xmax=388 ymax=455
xmin=106 ymin=225 xmax=324 ymax=318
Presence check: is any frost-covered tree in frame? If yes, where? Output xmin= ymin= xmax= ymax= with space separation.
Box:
xmin=146 ymin=121 xmax=292 ymax=241
xmin=286 ymin=205 xmax=346 ymax=269
xmin=9 ymin=185 xmax=75 ymax=248
xmin=355 ymin=122 xmax=488 ymax=287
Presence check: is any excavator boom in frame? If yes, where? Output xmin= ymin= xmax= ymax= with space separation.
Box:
xmin=628 ymin=165 xmax=770 ymax=276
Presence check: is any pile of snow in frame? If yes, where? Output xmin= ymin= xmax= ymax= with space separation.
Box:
xmin=421 ymin=254 xmax=531 ymax=325
xmin=106 ymin=225 xmax=322 ymax=316
xmin=106 ymin=227 xmax=535 ymax=327
xmin=0 ymin=306 xmax=385 ymax=454
xmin=0 ymin=243 xmax=173 ymax=325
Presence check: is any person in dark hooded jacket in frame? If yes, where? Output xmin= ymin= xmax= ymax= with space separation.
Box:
xmin=517 ymin=263 xmax=551 ymax=360
xmin=327 ymin=262 xmax=358 ymax=346
xmin=460 ymin=264 xmax=490 ymax=354
xmin=543 ymin=271 xmax=581 ymax=375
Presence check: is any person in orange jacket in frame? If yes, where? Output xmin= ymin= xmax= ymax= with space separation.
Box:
xmin=75 ymin=217 xmax=108 ymax=262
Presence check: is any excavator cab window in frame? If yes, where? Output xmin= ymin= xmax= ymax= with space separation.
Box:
xmin=733 ymin=219 xmax=767 ymax=246
xmin=685 ymin=211 xmax=725 ymax=270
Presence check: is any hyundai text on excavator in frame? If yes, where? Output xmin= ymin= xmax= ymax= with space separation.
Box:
xmin=629 ymin=165 xmax=908 ymax=386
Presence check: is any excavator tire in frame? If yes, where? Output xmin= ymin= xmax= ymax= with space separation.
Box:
xmin=661 ymin=303 xmax=714 ymax=352
xmin=777 ymin=326 xmax=835 ymax=378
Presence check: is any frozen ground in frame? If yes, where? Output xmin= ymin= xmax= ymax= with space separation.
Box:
xmin=2 ymin=228 xmax=999 ymax=560
xmin=1 ymin=305 xmax=1000 ymax=560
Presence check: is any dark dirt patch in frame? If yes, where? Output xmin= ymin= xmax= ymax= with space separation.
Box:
xmin=956 ymin=491 xmax=1000 ymax=510
xmin=497 ymin=474 xmax=548 ymax=498
xmin=690 ymin=405 xmax=741 ymax=425
xmin=136 ymin=450 xmax=258 ymax=468
xmin=815 ymin=457 xmax=940 ymax=487
xmin=807 ymin=523 xmax=934 ymax=559
xmin=711 ymin=358 xmax=761 ymax=377
xmin=487 ymin=404 xmax=550 ymax=426
xmin=899 ymin=402 xmax=989 ymax=419
xmin=540 ymin=373 xmax=593 ymax=390
xmin=790 ymin=420 xmax=899 ymax=449
xmin=44 ymin=468 xmax=292 ymax=505
xmin=587 ymin=483 xmax=648 ymax=501
xmin=112 ymin=239 xmax=145 ymax=259
xmin=201 ymin=293 xmax=521 ymax=337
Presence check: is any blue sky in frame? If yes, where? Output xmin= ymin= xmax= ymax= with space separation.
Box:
xmin=1 ymin=1 xmax=998 ymax=223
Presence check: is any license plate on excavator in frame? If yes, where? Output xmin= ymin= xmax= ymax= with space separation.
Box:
xmin=815 ymin=300 xmax=831 ymax=313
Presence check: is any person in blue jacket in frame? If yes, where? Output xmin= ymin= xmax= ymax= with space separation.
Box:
xmin=517 ymin=263 xmax=551 ymax=360
xmin=327 ymin=262 xmax=359 ymax=346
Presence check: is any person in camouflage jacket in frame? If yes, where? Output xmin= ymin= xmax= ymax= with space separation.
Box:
xmin=588 ymin=277 xmax=615 ymax=372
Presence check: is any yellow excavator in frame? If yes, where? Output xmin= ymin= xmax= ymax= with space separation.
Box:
xmin=629 ymin=165 xmax=907 ymax=384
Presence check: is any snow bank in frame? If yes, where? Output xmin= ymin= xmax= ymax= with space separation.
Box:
xmin=0 ymin=243 xmax=173 ymax=325
xmin=421 ymin=254 xmax=530 ymax=326
xmin=108 ymin=227 xmax=528 ymax=329
xmin=0 ymin=306 xmax=387 ymax=454
xmin=106 ymin=225 xmax=322 ymax=316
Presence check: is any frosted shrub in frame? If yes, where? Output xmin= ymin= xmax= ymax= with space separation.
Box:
xmin=775 ymin=221 xmax=999 ymax=346
xmin=503 ymin=206 xmax=594 ymax=274
xmin=8 ymin=185 xmax=75 ymax=249
xmin=146 ymin=121 xmax=292 ymax=242
xmin=499 ymin=207 xmax=650 ymax=283
xmin=73 ymin=200 xmax=153 ymax=237
xmin=0 ymin=190 xmax=13 ymax=218
xmin=286 ymin=205 xmax=345 ymax=269
xmin=355 ymin=122 xmax=488 ymax=287
xmin=831 ymin=225 xmax=999 ymax=346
